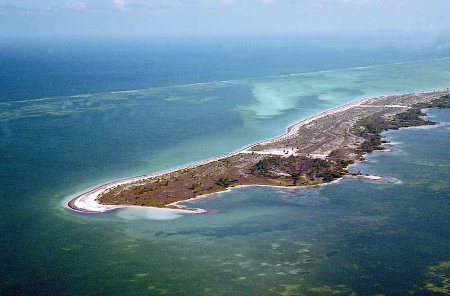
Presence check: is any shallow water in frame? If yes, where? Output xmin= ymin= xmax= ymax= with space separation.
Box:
xmin=1 ymin=56 xmax=450 ymax=295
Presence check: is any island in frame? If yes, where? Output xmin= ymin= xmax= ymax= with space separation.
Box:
xmin=68 ymin=90 xmax=450 ymax=213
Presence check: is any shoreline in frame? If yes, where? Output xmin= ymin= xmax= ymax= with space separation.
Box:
xmin=66 ymin=96 xmax=372 ymax=213
xmin=66 ymin=90 xmax=448 ymax=214
xmin=166 ymin=173 xmax=398 ymax=209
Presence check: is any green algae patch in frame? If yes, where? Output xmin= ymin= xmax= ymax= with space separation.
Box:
xmin=278 ymin=284 xmax=302 ymax=296
xmin=308 ymin=284 xmax=356 ymax=295
xmin=276 ymin=283 xmax=356 ymax=296
xmin=423 ymin=261 xmax=450 ymax=295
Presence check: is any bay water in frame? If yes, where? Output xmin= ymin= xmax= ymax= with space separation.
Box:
xmin=1 ymin=38 xmax=449 ymax=295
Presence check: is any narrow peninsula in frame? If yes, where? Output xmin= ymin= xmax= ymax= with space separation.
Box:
xmin=68 ymin=90 xmax=450 ymax=213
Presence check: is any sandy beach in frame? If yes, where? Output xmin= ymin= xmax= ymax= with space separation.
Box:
xmin=67 ymin=96 xmax=374 ymax=213
xmin=66 ymin=90 xmax=448 ymax=213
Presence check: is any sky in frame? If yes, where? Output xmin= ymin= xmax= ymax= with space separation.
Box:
xmin=0 ymin=0 xmax=449 ymax=38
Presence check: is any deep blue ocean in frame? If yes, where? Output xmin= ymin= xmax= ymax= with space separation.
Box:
xmin=0 ymin=36 xmax=449 ymax=295
xmin=2 ymin=34 xmax=447 ymax=102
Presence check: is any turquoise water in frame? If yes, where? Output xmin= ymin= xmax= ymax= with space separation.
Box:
xmin=1 ymin=57 xmax=450 ymax=295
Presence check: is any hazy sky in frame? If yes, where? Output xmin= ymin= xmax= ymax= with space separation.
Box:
xmin=1 ymin=0 xmax=449 ymax=38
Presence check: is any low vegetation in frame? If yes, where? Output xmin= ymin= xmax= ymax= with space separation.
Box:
xmin=251 ymin=155 xmax=347 ymax=185
xmin=97 ymin=94 xmax=450 ymax=208
xmin=352 ymin=96 xmax=450 ymax=154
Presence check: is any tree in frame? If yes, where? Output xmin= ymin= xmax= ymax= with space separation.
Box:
xmin=215 ymin=177 xmax=237 ymax=187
